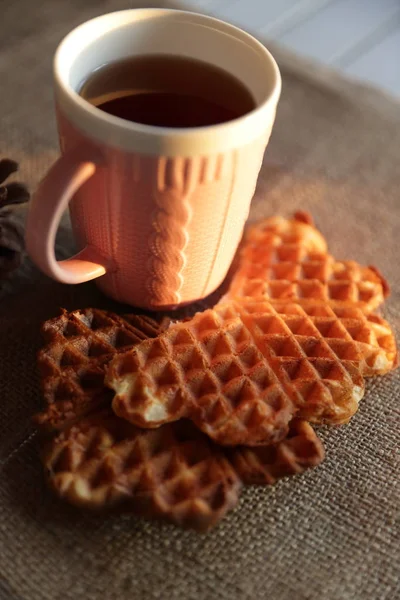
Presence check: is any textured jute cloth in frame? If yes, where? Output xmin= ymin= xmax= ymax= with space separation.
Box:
xmin=0 ymin=2 xmax=399 ymax=599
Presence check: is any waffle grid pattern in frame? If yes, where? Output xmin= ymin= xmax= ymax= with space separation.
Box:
xmin=230 ymin=419 xmax=325 ymax=485
xmin=44 ymin=412 xmax=324 ymax=530
xmin=107 ymin=291 xmax=397 ymax=441
xmin=229 ymin=216 xmax=387 ymax=312
xmin=44 ymin=412 xmax=241 ymax=531
xmin=36 ymin=309 xmax=167 ymax=430
xmin=108 ymin=304 xmax=295 ymax=446
xmin=237 ymin=299 xmax=396 ymax=376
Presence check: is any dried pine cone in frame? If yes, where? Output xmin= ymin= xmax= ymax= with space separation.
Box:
xmin=0 ymin=158 xmax=30 ymax=278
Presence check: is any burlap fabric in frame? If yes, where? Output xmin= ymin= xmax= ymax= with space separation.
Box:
xmin=0 ymin=2 xmax=399 ymax=599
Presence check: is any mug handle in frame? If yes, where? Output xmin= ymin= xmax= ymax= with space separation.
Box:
xmin=26 ymin=147 xmax=113 ymax=284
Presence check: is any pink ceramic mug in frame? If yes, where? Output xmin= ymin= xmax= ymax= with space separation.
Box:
xmin=26 ymin=9 xmax=281 ymax=310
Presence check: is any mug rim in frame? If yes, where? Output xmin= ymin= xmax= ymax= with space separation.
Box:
xmin=54 ymin=8 xmax=281 ymax=156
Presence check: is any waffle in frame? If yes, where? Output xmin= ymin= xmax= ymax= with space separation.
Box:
xmin=107 ymin=302 xmax=296 ymax=446
xmin=43 ymin=411 xmax=241 ymax=531
xmin=43 ymin=412 xmax=324 ymax=529
xmin=228 ymin=214 xmax=388 ymax=312
xmin=35 ymin=309 xmax=169 ymax=431
xmin=230 ymin=419 xmax=325 ymax=485
xmin=106 ymin=299 xmax=367 ymax=445
xmin=241 ymin=299 xmax=397 ymax=377
xmin=231 ymin=297 xmax=396 ymax=423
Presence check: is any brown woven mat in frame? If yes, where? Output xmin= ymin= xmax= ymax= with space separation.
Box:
xmin=0 ymin=2 xmax=399 ymax=599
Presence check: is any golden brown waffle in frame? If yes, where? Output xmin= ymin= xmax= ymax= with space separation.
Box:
xmin=228 ymin=214 xmax=388 ymax=312
xmin=35 ymin=210 xmax=397 ymax=531
xmin=106 ymin=298 xmax=370 ymax=445
xmin=229 ymin=297 xmax=396 ymax=423
xmin=43 ymin=411 xmax=241 ymax=531
xmin=107 ymin=303 xmax=296 ymax=446
xmin=230 ymin=419 xmax=325 ymax=485
xmin=240 ymin=299 xmax=397 ymax=377
xmin=43 ymin=412 xmax=324 ymax=529
xmin=35 ymin=309 xmax=169 ymax=431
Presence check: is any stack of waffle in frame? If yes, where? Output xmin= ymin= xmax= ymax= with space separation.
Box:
xmin=36 ymin=213 xmax=397 ymax=531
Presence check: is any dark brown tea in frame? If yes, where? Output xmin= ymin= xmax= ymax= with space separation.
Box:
xmin=79 ymin=54 xmax=256 ymax=128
